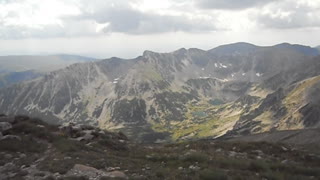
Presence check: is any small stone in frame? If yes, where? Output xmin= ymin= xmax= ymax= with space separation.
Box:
xmin=189 ymin=165 xmax=200 ymax=171
xmin=256 ymin=156 xmax=262 ymax=159
xmin=37 ymin=125 xmax=45 ymax=128
xmin=281 ymin=160 xmax=289 ymax=164
xmin=19 ymin=153 xmax=26 ymax=158
xmin=185 ymin=144 xmax=190 ymax=148
xmin=215 ymin=148 xmax=222 ymax=152
xmin=64 ymin=156 xmax=72 ymax=160
xmin=0 ymin=122 xmax=12 ymax=132
xmin=281 ymin=146 xmax=288 ymax=151
xmin=178 ymin=167 xmax=183 ymax=170
xmin=252 ymin=150 xmax=263 ymax=156
xmin=228 ymin=151 xmax=237 ymax=157
xmin=106 ymin=167 xmax=121 ymax=171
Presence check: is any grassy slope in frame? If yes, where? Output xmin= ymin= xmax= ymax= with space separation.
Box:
xmin=1 ymin=116 xmax=319 ymax=180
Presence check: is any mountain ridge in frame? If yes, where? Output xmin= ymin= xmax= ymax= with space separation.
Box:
xmin=0 ymin=42 xmax=319 ymax=142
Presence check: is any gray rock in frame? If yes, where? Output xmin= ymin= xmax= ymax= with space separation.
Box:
xmin=0 ymin=122 xmax=12 ymax=132
xmin=0 ymin=116 xmax=15 ymax=123
xmin=189 ymin=165 xmax=200 ymax=171
xmin=82 ymin=132 xmax=94 ymax=141
xmin=67 ymin=164 xmax=107 ymax=179
xmin=19 ymin=153 xmax=26 ymax=158
xmin=0 ymin=132 xmax=2 ymax=139
xmin=106 ymin=167 xmax=121 ymax=171
xmin=1 ymin=135 xmax=21 ymax=141
xmin=104 ymin=171 xmax=128 ymax=179
xmin=215 ymin=148 xmax=222 ymax=152
xmin=4 ymin=162 xmax=15 ymax=171
xmin=4 ymin=154 xmax=13 ymax=159
xmin=228 ymin=151 xmax=237 ymax=157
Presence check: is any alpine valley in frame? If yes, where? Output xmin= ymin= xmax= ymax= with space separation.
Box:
xmin=1 ymin=42 xmax=320 ymax=143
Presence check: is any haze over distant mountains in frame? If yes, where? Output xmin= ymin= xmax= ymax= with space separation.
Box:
xmin=0 ymin=54 xmax=97 ymax=88
xmin=0 ymin=42 xmax=320 ymax=143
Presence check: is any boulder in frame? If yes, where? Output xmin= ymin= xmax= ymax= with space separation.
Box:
xmin=104 ymin=171 xmax=128 ymax=179
xmin=83 ymin=133 xmax=94 ymax=140
xmin=0 ymin=122 xmax=12 ymax=132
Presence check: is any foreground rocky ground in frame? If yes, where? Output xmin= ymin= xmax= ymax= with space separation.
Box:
xmin=0 ymin=115 xmax=320 ymax=180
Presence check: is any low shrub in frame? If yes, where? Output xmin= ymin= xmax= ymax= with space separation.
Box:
xmin=199 ymin=169 xmax=228 ymax=180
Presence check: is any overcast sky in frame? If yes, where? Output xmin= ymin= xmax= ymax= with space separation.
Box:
xmin=0 ymin=0 xmax=319 ymax=58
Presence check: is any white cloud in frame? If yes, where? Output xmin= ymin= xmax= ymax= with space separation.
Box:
xmin=0 ymin=0 xmax=319 ymax=56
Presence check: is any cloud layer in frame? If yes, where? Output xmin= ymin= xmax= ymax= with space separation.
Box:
xmin=0 ymin=0 xmax=319 ymax=39
xmin=197 ymin=0 xmax=277 ymax=10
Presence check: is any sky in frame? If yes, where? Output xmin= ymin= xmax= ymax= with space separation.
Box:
xmin=0 ymin=0 xmax=319 ymax=59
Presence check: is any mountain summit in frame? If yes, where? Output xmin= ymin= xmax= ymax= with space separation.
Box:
xmin=0 ymin=43 xmax=319 ymax=142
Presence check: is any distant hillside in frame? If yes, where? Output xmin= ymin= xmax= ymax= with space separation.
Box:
xmin=0 ymin=70 xmax=42 ymax=88
xmin=274 ymin=43 xmax=320 ymax=56
xmin=0 ymin=54 xmax=97 ymax=73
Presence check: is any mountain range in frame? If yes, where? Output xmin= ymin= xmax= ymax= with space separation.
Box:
xmin=0 ymin=54 xmax=97 ymax=88
xmin=0 ymin=42 xmax=319 ymax=143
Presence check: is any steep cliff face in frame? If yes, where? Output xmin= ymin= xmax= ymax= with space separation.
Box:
xmin=0 ymin=43 xmax=319 ymax=142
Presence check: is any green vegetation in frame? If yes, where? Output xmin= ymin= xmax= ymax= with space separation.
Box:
xmin=199 ymin=169 xmax=228 ymax=180
xmin=1 ymin=116 xmax=319 ymax=180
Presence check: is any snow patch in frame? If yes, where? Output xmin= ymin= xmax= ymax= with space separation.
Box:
xmin=199 ymin=76 xmax=210 ymax=79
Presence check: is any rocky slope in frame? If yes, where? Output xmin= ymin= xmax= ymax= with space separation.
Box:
xmin=0 ymin=43 xmax=319 ymax=142
xmin=0 ymin=115 xmax=319 ymax=180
